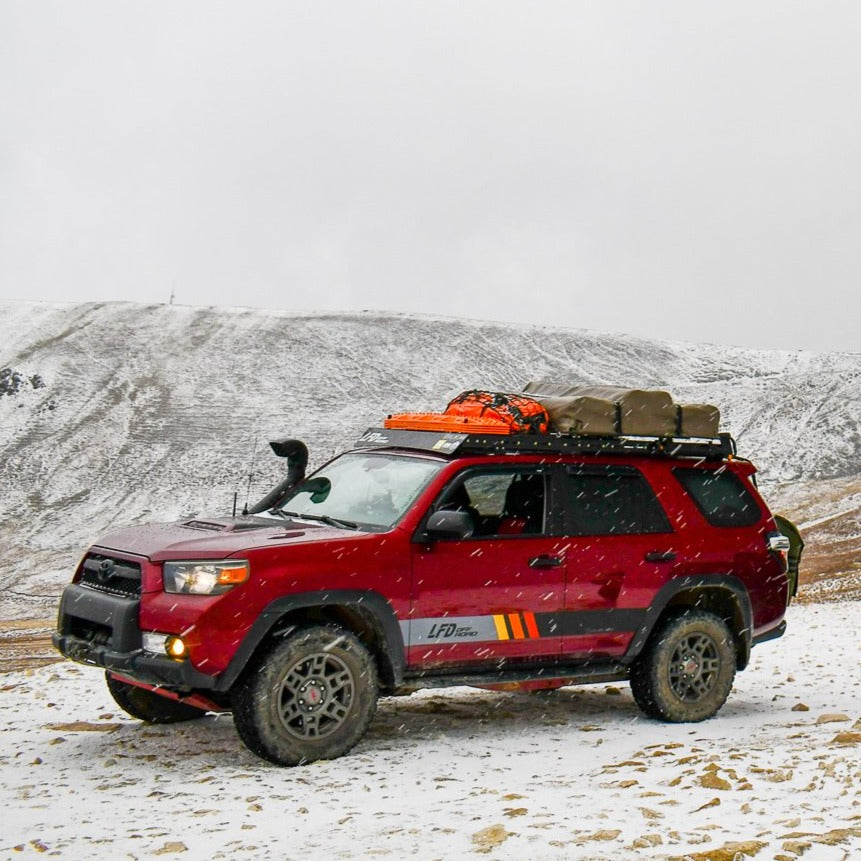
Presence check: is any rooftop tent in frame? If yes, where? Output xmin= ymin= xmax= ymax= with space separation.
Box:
xmin=523 ymin=382 xmax=720 ymax=439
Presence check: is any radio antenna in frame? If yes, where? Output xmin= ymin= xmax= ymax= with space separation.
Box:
xmin=242 ymin=427 xmax=260 ymax=516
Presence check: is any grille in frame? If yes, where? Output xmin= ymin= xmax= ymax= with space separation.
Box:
xmin=79 ymin=554 xmax=142 ymax=598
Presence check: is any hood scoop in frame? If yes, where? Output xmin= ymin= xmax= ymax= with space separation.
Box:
xmin=181 ymin=517 xmax=274 ymax=533
xmin=182 ymin=519 xmax=225 ymax=531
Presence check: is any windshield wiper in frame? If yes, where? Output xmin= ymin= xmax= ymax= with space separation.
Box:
xmin=269 ymin=509 xmax=359 ymax=530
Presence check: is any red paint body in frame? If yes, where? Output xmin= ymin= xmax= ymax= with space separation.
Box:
xmin=72 ymin=450 xmax=788 ymax=685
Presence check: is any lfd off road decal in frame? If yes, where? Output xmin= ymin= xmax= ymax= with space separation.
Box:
xmin=403 ymin=615 xmax=499 ymax=645
xmin=402 ymin=609 xmax=647 ymax=646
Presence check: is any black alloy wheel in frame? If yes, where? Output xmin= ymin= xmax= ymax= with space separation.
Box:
xmin=629 ymin=609 xmax=736 ymax=722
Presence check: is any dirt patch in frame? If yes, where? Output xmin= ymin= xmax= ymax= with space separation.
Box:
xmin=0 ymin=618 xmax=61 ymax=673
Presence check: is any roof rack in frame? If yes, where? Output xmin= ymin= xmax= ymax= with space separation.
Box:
xmin=354 ymin=427 xmax=735 ymax=460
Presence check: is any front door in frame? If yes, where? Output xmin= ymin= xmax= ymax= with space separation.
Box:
xmin=408 ymin=466 xmax=565 ymax=668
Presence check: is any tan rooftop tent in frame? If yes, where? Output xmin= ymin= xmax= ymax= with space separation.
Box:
xmin=522 ymin=381 xmax=720 ymax=438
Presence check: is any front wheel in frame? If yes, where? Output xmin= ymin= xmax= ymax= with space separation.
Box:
xmin=106 ymin=673 xmax=208 ymax=723
xmin=231 ymin=626 xmax=378 ymax=766
xmin=629 ymin=610 xmax=736 ymax=722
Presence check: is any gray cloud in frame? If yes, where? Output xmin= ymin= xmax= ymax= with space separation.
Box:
xmin=1 ymin=2 xmax=859 ymax=351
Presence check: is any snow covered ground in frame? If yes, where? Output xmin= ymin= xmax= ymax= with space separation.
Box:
xmin=2 ymin=602 xmax=859 ymax=860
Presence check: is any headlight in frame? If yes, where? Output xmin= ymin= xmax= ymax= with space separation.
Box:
xmin=163 ymin=560 xmax=250 ymax=595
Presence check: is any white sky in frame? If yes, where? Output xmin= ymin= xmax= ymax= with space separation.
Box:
xmin=1 ymin=2 xmax=860 ymax=352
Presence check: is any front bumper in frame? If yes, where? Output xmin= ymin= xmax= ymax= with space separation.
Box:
xmin=54 ymin=582 xmax=217 ymax=691
xmin=52 ymin=631 xmax=217 ymax=690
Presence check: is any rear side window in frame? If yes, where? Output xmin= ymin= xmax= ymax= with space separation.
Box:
xmin=565 ymin=466 xmax=671 ymax=535
xmin=674 ymin=468 xmax=761 ymax=528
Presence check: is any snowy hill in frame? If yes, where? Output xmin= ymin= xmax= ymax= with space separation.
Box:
xmin=1 ymin=300 xmax=859 ymax=618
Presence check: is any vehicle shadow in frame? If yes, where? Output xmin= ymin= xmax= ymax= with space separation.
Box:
xmin=365 ymin=684 xmax=643 ymax=746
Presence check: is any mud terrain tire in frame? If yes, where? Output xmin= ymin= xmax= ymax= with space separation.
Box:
xmin=630 ymin=610 xmax=736 ymax=722
xmin=106 ymin=672 xmax=208 ymax=723
xmin=232 ymin=626 xmax=378 ymax=766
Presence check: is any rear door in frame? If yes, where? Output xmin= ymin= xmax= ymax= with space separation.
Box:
xmin=559 ymin=463 xmax=678 ymax=659
xmin=408 ymin=465 xmax=565 ymax=668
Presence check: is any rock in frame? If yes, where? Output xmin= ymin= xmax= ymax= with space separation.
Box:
xmin=699 ymin=773 xmax=731 ymax=791
xmin=830 ymin=731 xmax=861 ymax=746
xmin=587 ymin=830 xmax=621 ymax=841
xmin=815 ymin=713 xmax=850 ymax=724
xmin=814 ymin=827 xmax=861 ymax=845
xmin=791 ymin=703 xmax=810 ymax=712
xmin=666 ymin=840 xmax=767 ymax=860
xmin=471 ymin=824 xmax=510 ymax=853
xmin=631 ymin=834 xmax=662 ymax=849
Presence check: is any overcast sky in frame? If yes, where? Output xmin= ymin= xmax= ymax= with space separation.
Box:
xmin=1 ymin=2 xmax=859 ymax=352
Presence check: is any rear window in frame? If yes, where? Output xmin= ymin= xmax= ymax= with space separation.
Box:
xmin=565 ymin=466 xmax=672 ymax=535
xmin=674 ymin=468 xmax=761 ymax=528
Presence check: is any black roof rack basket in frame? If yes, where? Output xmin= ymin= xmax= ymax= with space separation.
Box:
xmin=355 ymin=428 xmax=735 ymax=460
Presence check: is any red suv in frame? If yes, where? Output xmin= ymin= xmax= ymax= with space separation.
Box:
xmin=54 ymin=422 xmax=795 ymax=766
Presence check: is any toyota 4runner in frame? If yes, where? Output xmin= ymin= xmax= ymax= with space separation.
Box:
xmin=54 ymin=401 xmax=797 ymax=766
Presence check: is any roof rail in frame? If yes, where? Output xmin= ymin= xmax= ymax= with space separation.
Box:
xmin=354 ymin=428 xmax=735 ymax=460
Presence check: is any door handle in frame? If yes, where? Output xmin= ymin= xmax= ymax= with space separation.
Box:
xmin=644 ymin=551 xmax=677 ymax=563
xmin=529 ymin=555 xmax=564 ymax=569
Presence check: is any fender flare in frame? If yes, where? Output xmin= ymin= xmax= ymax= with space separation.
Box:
xmin=215 ymin=589 xmax=406 ymax=692
xmin=623 ymin=575 xmax=754 ymax=669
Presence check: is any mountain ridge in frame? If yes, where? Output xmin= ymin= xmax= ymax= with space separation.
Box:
xmin=1 ymin=300 xmax=859 ymax=617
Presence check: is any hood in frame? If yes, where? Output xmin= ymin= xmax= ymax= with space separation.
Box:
xmin=93 ymin=515 xmax=344 ymax=561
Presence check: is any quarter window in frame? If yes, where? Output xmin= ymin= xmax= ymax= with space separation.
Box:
xmin=565 ymin=467 xmax=671 ymax=535
xmin=674 ymin=468 xmax=761 ymax=528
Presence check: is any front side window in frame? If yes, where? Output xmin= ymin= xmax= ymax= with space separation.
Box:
xmin=436 ymin=469 xmax=546 ymax=536
xmin=565 ymin=466 xmax=671 ymax=535
xmin=674 ymin=467 xmax=761 ymax=528
xmin=270 ymin=452 xmax=443 ymax=530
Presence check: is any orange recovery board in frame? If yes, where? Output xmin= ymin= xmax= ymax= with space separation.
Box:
xmin=384 ymin=412 xmax=514 ymax=434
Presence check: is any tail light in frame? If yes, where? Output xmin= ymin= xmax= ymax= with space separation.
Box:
xmin=766 ymin=531 xmax=790 ymax=571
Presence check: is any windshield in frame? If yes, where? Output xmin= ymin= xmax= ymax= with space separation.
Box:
xmin=269 ymin=452 xmax=443 ymax=530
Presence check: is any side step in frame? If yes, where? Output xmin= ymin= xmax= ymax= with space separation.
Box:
xmin=402 ymin=661 xmax=629 ymax=690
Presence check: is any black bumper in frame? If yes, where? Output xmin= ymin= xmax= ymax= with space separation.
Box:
xmin=53 ymin=582 xmax=217 ymax=691
xmin=52 ymin=631 xmax=217 ymax=690
xmin=752 ymin=619 xmax=787 ymax=646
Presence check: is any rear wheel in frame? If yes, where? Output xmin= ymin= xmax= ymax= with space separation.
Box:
xmin=105 ymin=673 xmax=208 ymax=723
xmin=232 ymin=626 xmax=378 ymax=766
xmin=630 ymin=610 xmax=736 ymax=722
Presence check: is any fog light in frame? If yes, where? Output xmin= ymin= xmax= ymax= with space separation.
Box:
xmin=141 ymin=632 xmax=168 ymax=654
xmin=165 ymin=636 xmax=188 ymax=660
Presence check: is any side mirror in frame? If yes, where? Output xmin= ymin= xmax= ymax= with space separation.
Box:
xmin=303 ymin=477 xmax=332 ymax=503
xmin=425 ymin=509 xmax=474 ymax=540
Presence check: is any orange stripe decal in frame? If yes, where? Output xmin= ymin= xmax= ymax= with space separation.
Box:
xmin=508 ymin=613 xmax=525 ymax=640
xmin=523 ymin=611 xmax=539 ymax=639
